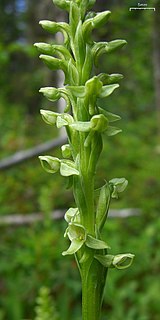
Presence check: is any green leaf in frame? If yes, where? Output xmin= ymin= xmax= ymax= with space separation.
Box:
xmin=60 ymin=160 xmax=79 ymax=176
xmin=86 ymin=235 xmax=110 ymax=249
xmin=40 ymin=110 xmax=59 ymax=125
xmin=39 ymin=156 xmax=60 ymax=174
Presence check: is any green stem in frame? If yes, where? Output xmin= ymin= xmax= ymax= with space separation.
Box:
xmin=81 ymin=257 xmax=108 ymax=320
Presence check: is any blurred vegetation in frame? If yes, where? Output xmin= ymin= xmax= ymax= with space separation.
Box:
xmin=0 ymin=0 xmax=159 ymax=319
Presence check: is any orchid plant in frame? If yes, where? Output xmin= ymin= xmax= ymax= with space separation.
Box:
xmin=35 ymin=1 xmax=134 ymax=319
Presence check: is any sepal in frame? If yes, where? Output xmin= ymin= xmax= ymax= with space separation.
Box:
xmin=90 ymin=114 xmax=108 ymax=132
xmin=99 ymin=84 xmax=119 ymax=98
xmin=86 ymin=235 xmax=110 ymax=249
xmin=62 ymin=223 xmax=86 ymax=256
xmin=39 ymin=156 xmax=79 ymax=176
xmin=40 ymin=55 xmax=67 ymax=73
xmin=64 ymin=207 xmax=80 ymax=223
xmin=39 ymin=20 xmax=70 ymax=45
xmin=97 ymin=73 xmax=123 ymax=85
xmin=106 ymin=126 xmax=122 ymax=136
xmin=93 ymin=40 xmax=127 ymax=66
xmin=109 ymin=177 xmax=128 ymax=198
xmin=69 ymin=121 xmax=91 ymax=132
xmin=40 ymin=110 xmax=59 ymax=125
xmin=39 ymin=156 xmax=60 ymax=173
xmin=61 ymin=144 xmax=72 ymax=158
xmin=39 ymin=87 xmax=60 ymax=101
xmin=40 ymin=109 xmax=73 ymax=128
xmin=85 ymin=77 xmax=103 ymax=114
xmin=67 ymin=77 xmax=119 ymax=114
xmin=83 ymin=11 xmax=111 ymax=42
xmin=98 ymin=107 xmax=121 ymax=122
xmin=52 ymin=0 xmax=70 ymax=11
xmin=40 ymin=87 xmax=73 ymax=112
xmin=95 ymin=253 xmax=135 ymax=269
xmin=60 ymin=159 xmax=79 ymax=176
xmin=34 ymin=42 xmax=72 ymax=61
xmin=70 ymin=114 xmax=109 ymax=134
xmin=105 ymin=39 xmax=127 ymax=53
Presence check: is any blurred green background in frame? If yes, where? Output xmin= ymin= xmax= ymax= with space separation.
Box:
xmin=0 ymin=0 xmax=160 ymax=319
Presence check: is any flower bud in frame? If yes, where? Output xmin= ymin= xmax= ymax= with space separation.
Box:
xmin=39 ymin=87 xmax=60 ymax=101
xmin=39 ymin=156 xmax=60 ymax=173
xmin=40 ymin=110 xmax=59 ymax=125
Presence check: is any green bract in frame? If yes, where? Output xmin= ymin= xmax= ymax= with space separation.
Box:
xmin=36 ymin=1 xmax=134 ymax=319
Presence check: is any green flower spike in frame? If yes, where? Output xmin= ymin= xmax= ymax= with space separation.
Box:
xmin=36 ymin=1 xmax=135 ymax=319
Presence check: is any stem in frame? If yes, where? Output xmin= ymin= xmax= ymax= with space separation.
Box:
xmin=81 ymin=257 xmax=108 ymax=320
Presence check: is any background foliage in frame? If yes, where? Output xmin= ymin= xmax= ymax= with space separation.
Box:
xmin=0 ymin=0 xmax=159 ymax=319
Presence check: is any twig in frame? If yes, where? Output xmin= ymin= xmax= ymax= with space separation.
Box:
xmin=0 ymin=208 xmax=141 ymax=226
xmin=0 ymin=136 xmax=67 ymax=170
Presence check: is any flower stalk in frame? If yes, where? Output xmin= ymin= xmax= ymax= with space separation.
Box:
xmin=35 ymin=1 xmax=134 ymax=319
